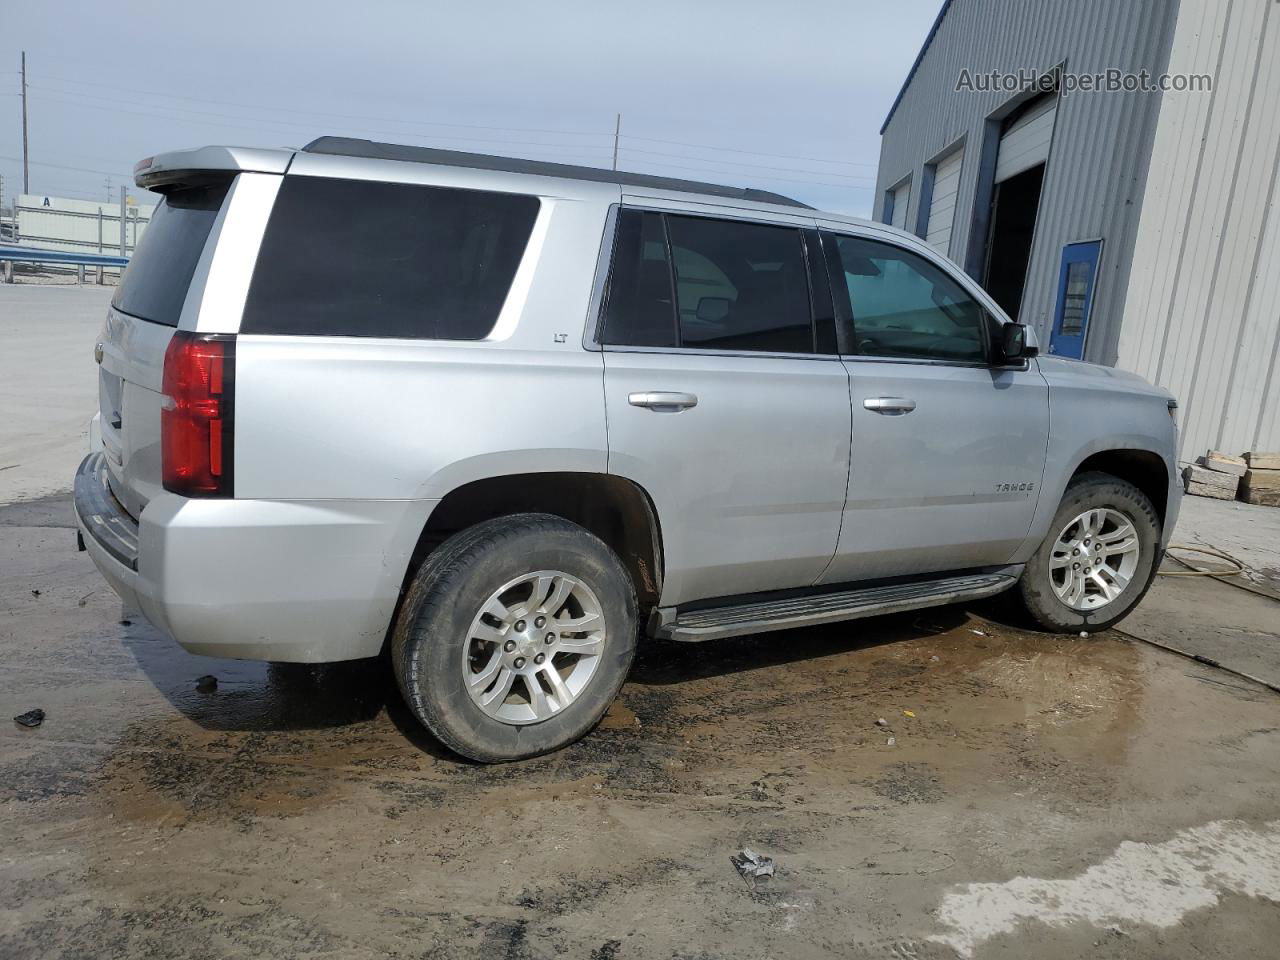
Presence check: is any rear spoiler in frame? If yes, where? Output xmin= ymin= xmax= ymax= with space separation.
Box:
xmin=133 ymin=145 xmax=294 ymax=192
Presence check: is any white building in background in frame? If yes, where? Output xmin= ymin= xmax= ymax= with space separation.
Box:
xmin=16 ymin=193 xmax=155 ymax=257
xmin=876 ymin=0 xmax=1280 ymax=459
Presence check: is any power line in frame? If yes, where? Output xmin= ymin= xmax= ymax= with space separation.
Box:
xmin=0 ymin=155 xmax=130 ymax=177
xmin=34 ymin=72 xmax=871 ymax=171
xmin=35 ymin=74 xmax=608 ymax=140
xmin=619 ymin=145 xmax=876 ymax=182
xmin=622 ymin=133 xmax=877 ymax=169
xmin=615 ymin=152 xmax=873 ymax=192
xmin=29 ymin=89 xmax=616 ymax=157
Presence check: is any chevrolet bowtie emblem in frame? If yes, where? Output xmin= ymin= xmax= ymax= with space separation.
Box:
xmin=94 ymin=342 xmax=104 ymax=364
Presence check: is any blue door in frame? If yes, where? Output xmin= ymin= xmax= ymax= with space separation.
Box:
xmin=1049 ymin=240 xmax=1102 ymax=359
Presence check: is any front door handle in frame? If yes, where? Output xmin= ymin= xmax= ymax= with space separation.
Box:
xmin=629 ymin=391 xmax=698 ymax=412
xmin=863 ymin=396 xmax=916 ymax=415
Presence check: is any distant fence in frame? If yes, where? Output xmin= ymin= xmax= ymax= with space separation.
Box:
xmin=0 ymin=244 xmax=129 ymax=284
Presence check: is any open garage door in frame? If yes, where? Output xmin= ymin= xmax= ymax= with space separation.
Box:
xmin=995 ymin=96 xmax=1057 ymax=183
xmin=982 ymin=94 xmax=1058 ymax=319
xmin=925 ymin=148 xmax=964 ymax=256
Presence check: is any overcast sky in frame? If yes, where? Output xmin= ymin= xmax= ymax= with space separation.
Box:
xmin=2 ymin=0 xmax=939 ymax=216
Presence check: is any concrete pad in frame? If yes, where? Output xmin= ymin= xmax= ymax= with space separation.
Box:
xmin=3 ymin=494 xmax=1280 ymax=959
xmin=1172 ymin=494 xmax=1280 ymax=598
xmin=0 ymin=284 xmax=111 ymax=503
xmin=1123 ymin=575 xmax=1280 ymax=688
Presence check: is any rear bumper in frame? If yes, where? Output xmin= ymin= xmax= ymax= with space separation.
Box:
xmin=74 ymin=452 xmax=436 ymax=662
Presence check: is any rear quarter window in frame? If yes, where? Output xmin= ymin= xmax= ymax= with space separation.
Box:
xmin=240 ymin=177 xmax=539 ymax=340
xmin=111 ymin=181 xmax=230 ymax=327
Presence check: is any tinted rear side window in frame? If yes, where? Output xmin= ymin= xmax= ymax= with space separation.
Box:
xmin=111 ymin=181 xmax=230 ymax=327
xmin=666 ymin=215 xmax=813 ymax=353
xmin=600 ymin=209 xmax=677 ymax=348
xmin=242 ymin=177 xmax=539 ymax=339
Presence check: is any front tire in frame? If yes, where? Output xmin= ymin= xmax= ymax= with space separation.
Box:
xmin=391 ymin=513 xmax=637 ymax=762
xmin=1017 ymin=472 xmax=1161 ymax=632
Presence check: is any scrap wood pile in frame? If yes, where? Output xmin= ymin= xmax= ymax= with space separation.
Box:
xmin=1183 ymin=450 xmax=1280 ymax=506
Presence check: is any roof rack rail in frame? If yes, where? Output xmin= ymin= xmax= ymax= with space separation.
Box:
xmin=300 ymin=136 xmax=813 ymax=209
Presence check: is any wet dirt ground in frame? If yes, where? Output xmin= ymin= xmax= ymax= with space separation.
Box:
xmin=3 ymin=494 xmax=1280 ymax=959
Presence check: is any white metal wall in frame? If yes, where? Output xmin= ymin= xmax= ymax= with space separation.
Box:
xmin=1116 ymin=0 xmax=1280 ymax=457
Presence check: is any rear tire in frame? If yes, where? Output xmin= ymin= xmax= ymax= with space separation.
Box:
xmin=391 ymin=513 xmax=637 ymax=762
xmin=1016 ymin=471 xmax=1161 ymax=632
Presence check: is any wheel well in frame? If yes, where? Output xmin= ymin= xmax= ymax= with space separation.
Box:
xmin=1072 ymin=450 xmax=1170 ymax=522
xmin=405 ymin=473 xmax=663 ymax=611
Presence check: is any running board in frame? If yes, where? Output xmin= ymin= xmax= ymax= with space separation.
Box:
xmin=653 ymin=572 xmax=1019 ymax=643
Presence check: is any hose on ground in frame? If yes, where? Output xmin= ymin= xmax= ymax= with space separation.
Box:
xmin=1158 ymin=543 xmax=1245 ymax=577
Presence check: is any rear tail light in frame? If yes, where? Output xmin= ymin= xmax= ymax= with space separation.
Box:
xmin=161 ymin=332 xmax=235 ymax=497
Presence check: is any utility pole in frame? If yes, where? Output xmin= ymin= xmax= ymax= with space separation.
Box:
xmin=119 ymin=185 xmax=126 ymax=256
xmin=20 ymin=52 xmax=29 ymax=194
xmin=612 ymin=113 xmax=620 ymax=171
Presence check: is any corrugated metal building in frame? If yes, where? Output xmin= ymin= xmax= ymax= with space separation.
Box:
xmin=875 ymin=0 xmax=1280 ymax=458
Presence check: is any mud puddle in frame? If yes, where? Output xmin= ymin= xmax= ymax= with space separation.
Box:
xmin=94 ymin=607 xmax=1144 ymax=828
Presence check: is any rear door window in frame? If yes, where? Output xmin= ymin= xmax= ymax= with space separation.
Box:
xmin=828 ymin=233 xmax=987 ymax=362
xmin=666 ymin=215 xmax=814 ymax=353
xmin=241 ymin=177 xmax=539 ymax=340
xmin=111 ymin=181 xmax=230 ymax=327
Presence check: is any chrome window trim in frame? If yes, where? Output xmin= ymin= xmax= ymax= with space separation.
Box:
xmin=596 ymin=343 xmax=846 ymax=363
xmin=841 ymin=354 xmax=995 ymax=371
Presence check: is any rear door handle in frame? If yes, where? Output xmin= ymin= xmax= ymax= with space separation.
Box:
xmin=628 ymin=391 xmax=698 ymax=412
xmin=863 ymin=396 xmax=916 ymax=415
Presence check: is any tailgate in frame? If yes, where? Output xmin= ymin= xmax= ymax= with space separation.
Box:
xmin=99 ymin=179 xmax=231 ymax=517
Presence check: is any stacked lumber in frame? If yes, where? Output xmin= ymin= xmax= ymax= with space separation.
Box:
xmin=1241 ymin=452 xmax=1280 ymax=507
xmin=1182 ymin=448 xmax=1280 ymax=506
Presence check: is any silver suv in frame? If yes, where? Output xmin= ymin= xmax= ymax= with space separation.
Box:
xmin=75 ymin=137 xmax=1181 ymax=761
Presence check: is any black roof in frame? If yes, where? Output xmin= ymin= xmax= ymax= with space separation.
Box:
xmin=301 ymin=136 xmax=812 ymax=209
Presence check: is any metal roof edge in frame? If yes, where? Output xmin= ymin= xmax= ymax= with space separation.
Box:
xmin=879 ymin=0 xmax=956 ymax=136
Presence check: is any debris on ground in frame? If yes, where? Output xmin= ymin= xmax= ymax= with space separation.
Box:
xmin=731 ymin=848 xmax=776 ymax=883
xmin=887 ymin=736 xmax=897 ymax=747
xmin=875 ymin=717 xmax=889 ymax=727
xmin=195 ymin=675 xmax=218 ymax=693
xmin=30 ymin=589 xmax=40 ymax=597
xmin=930 ymin=655 xmax=940 ymax=662
xmin=903 ymin=710 xmax=916 ymax=718
xmin=119 ymin=619 xmax=132 ymax=627
xmin=1080 ymin=632 xmax=1089 ymax=638
xmin=970 ymin=629 xmax=987 ymax=636
xmin=14 ymin=708 xmax=45 ymax=728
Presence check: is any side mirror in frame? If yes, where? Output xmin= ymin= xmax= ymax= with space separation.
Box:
xmin=1000 ymin=322 xmax=1038 ymax=362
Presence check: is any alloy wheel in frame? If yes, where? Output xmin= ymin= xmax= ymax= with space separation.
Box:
xmin=1048 ymin=507 xmax=1141 ymax=611
xmin=462 ymin=570 xmax=606 ymax=725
